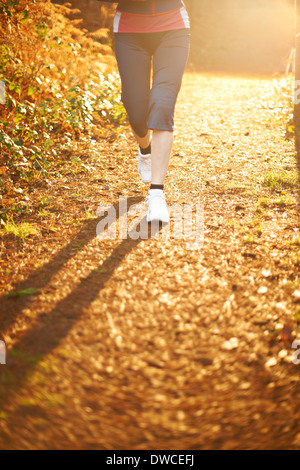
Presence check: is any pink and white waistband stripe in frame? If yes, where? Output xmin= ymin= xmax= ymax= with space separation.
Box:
xmin=179 ymin=6 xmax=190 ymax=29
xmin=113 ymin=7 xmax=190 ymax=34
xmin=113 ymin=11 xmax=122 ymax=33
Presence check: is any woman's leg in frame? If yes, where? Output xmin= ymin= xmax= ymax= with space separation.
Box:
xmin=151 ymin=130 xmax=174 ymax=185
xmin=114 ymin=33 xmax=153 ymax=183
xmin=149 ymin=29 xmax=190 ymax=185
xmin=114 ymin=33 xmax=151 ymax=143
xmin=132 ymin=129 xmax=151 ymax=150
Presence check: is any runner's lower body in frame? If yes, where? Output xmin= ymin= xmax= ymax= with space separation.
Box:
xmin=115 ymin=29 xmax=190 ymax=222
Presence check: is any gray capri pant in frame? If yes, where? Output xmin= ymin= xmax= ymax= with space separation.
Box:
xmin=114 ymin=29 xmax=190 ymax=138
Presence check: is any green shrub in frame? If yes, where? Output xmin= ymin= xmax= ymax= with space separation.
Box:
xmin=0 ymin=0 xmax=125 ymax=203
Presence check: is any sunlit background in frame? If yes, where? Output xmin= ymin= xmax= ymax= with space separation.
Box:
xmin=185 ymin=0 xmax=295 ymax=74
xmin=56 ymin=0 xmax=297 ymax=75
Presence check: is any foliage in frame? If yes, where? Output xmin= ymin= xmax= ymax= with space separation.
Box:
xmin=0 ymin=0 xmax=125 ymax=213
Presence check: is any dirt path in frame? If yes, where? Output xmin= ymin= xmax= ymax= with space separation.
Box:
xmin=0 ymin=72 xmax=299 ymax=450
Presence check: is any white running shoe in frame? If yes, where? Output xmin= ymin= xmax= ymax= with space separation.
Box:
xmin=137 ymin=148 xmax=152 ymax=183
xmin=146 ymin=189 xmax=170 ymax=224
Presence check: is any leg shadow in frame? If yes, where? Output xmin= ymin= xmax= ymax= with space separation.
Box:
xmin=0 ymin=212 xmax=163 ymax=411
xmin=0 ymin=197 xmax=143 ymax=336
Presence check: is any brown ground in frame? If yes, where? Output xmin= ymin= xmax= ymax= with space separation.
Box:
xmin=0 ymin=71 xmax=300 ymax=450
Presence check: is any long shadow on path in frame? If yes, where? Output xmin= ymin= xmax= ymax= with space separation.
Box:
xmin=0 ymin=197 xmax=142 ymax=335
xmin=0 ymin=196 xmax=163 ymax=409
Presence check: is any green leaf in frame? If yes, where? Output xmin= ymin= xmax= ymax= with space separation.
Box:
xmin=27 ymin=85 xmax=34 ymax=96
xmin=20 ymin=9 xmax=29 ymax=22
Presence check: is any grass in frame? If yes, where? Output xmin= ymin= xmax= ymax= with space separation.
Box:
xmin=243 ymin=234 xmax=259 ymax=244
xmin=9 ymin=348 xmax=43 ymax=365
xmin=38 ymin=208 xmax=55 ymax=219
xmin=279 ymin=252 xmax=300 ymax=268
xmin=84 ymin=209 xmax=97 ymax=220
xmin=257 ymin=197 xmax=270 ymax=208
xmin=62 ymin=217 xmax=75 ymax=226
xmin=289 ymin=236 xmax=300 ymax=247
xmin=72 ymin=242 xmax=84 ymax=250
xmin=223 ymin=181 xmax=250 ymax=191
xmin=5 ymin=288 xmax=40 ymax=298
xmin=291 ymin=253 xmax=300 ymax=267
xmin=1 ymin=218 xmax=38 ymax=242
xmin=256 ymin=194 xmax=296 ymax=215
xmin=273 ymin=194 xmax=296 ymax=207
xmin=96 ymin=268 xmax=108 ymax=274
xmin=263 ymin=169 xmax=299 ymax=190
